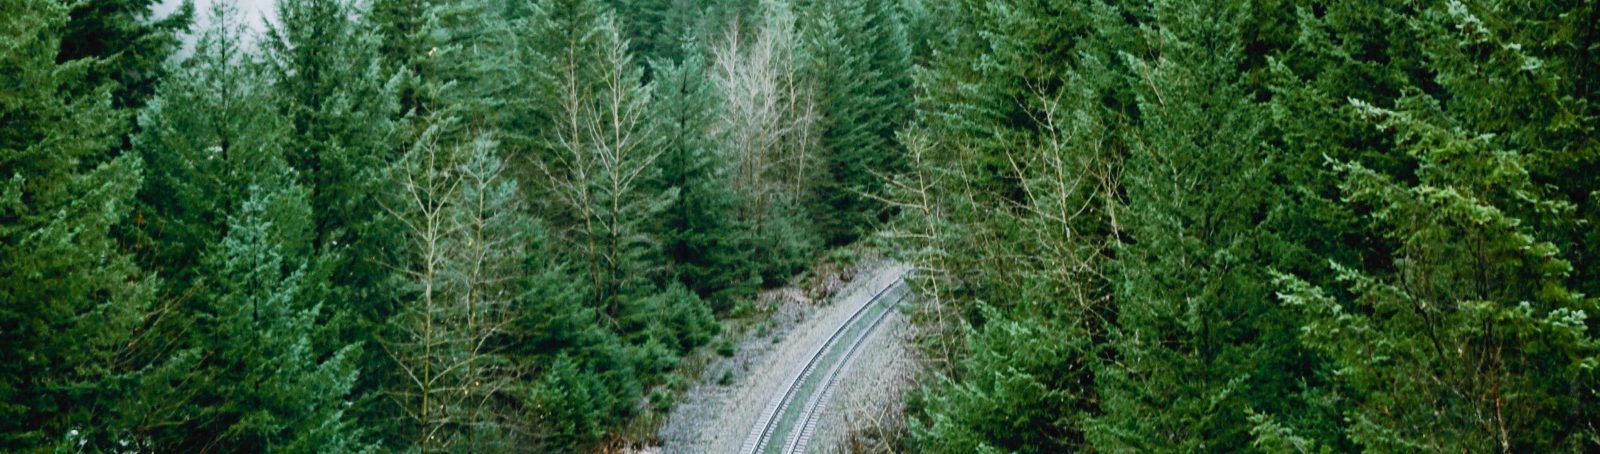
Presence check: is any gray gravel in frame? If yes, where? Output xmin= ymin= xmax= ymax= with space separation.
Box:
xmin=656 ymin=261 xmax=909 ymax=454
xmin=807 ymin=305 xmax=919 ymax=454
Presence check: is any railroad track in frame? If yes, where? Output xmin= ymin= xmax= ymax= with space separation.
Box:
xmin=739 ymin=274 xmax=909 ymax=454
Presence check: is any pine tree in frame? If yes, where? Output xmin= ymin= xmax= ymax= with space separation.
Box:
xmin=1273 ymin=98 xmax=1600 ymax=451
xmin=264 ymin=0 xmax=400 ymax=235
xmin=369 ymin=0 xmax=428 ymax=83
xmin=0 ymin=0 xmax=152 ymax=448
xmin=370 ymin=0 xmax=518 ymax=125
xmin=507 ymin=226 xmax=632 ymax=452
xmin=908 ymin=305 xmax=1095 ymax=453
xmin=610 ymin=0 xmax=697 ymax=70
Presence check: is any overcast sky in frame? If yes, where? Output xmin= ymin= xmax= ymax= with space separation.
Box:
xmin=153 ymin=0 xmax=277 ymax=49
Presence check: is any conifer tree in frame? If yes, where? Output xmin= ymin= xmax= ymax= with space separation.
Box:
xmin=264 ymin=0 xmax=403 ymax=343
xmin=130 ymin=1 xmax=288 ymax=289
xmin=903 ymin=61 xmax=1120 ymax=453
xmin=186 ymin=184 xmax=368 ymax=453
xmin=899 ymin=1 xmax=1130 ymax=450
xmin=58 ymin=0 xmax=191 ymax=111
xmin=0 ymin=0 xmax=153 ymax=448
xmin=610 ymin=0 xmax=693 ymax=68
xmin=504 ymin=0 xmax=606 ymax=156
xmin=370 ymin=0 xmax=516 ymax=125
xmin=115 ymin=5 xmax=370 ymax=449
xmin=1265 ymin=1 xmax=1600 ymax=450
xmin=263 ymin=2 xmax=406 ymax=434
xmin=651 ymin=40 xmax=757 ymax=309
xmin=1089 ymin=1 xmax=1285 ymax=450
xmin=507 ymin=221 xmax=635 ymax=452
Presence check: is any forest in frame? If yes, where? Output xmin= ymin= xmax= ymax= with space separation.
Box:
xmin=2 ymin=0 xmax=1597 ymax=452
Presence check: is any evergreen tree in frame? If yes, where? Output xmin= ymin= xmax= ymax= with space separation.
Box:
xmin=509 ymin=228 xmax=633 ymax=452
xmin=899 ymin=0 xmax=1125 ymax=448
xmin=503 ymin=0 xmax=607 ymax=157
xmin=370 ymin=0 xmax=517 ymax=124
xmin=369 ymin=0 xmax=428 ymax=83
xmin=264 ymin=0 xmax=399 ymax=227
xmin=264 ymin=1 xmax=404 ymax=437
xmin=115 ymin=5 xmax=370 ymax=449
xmin=0 ymin=0 xmax=152 ymax=448
xmin=1266 ymin=1 xmax=1600 ymax=450
xmin=58 ymin=0 xmax=191 ymax=111
xmin=903 ymin=56 xmax=1119 ymax=453
xmin=797 ymin=0 xmax=910 ymax=246
xmin=610 ymin=0 xmax=696 ymax=69
xmin=186 ymin=184 xmax=368 ymax=453
xmin=651 ymin=41 xmax=757 ymax=310
xmin=130 ymin=1 xmax=288 ymax=290
xmin=264 ymin=0 xmax=403 ymax=343
xmin=1089 ymin=1 xmax=1286 ymax=450
xmin=1272 ymin=98 xmax=1600 ymax=451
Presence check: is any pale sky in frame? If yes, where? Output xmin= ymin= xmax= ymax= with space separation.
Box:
xmin=154 ymin=0 xmax=277 ymax=50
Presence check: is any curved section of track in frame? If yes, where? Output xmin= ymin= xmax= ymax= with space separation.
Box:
xmin=740 ymin=274 xmax=909 ymax=454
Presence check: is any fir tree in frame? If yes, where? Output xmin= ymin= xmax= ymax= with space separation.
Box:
xmin=58 ymin=0 xmax=191 ymax=111
xmin=797 ymin=0 xmax=910 ymax=246
xmin=188 ymin=184 xmax=368 ymax=453
xmin=1266 ymin=1 xmax=1600 ymax=450
xmin=116 ymin=5 xmax=370 ymax=449
xmin=264 ymin=0 xmax=403 ymax=343
xmin=130 ymin=1 xmax=288 ymax=290
xmin=264 ymin=1 xmax=405 ymax=437
xmin=1089 ymin=1 xmax=1285 ymax=450
xmin=0 ymin=0 xmax=152 ymax=448
xmin=651 ymin=40 xmax=757 ymax=310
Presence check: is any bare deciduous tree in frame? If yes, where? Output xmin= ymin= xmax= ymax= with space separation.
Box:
xmin=536 ymin=14 xmax=670 ymax=319
xmin=711 ymin=3 xmax=820 ymax=231
xmin=382 ymin=125 xmax=526 ymax=453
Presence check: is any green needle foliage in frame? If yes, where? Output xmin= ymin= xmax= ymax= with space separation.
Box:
xmin=651 ymin=41 xmax=759 ymax=310
xmin=12 ymin=0 xmax=1598 ymax=452
xmin=0 ymin=0 xmax=151 ymax=448
xmin=900 ymin=0 xmax=1600 ymax=452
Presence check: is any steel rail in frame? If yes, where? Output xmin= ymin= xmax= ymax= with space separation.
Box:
xmin=739 ymin=274 xmax=907 ymax=454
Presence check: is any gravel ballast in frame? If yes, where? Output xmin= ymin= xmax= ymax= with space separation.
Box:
xmin=656 ymin=261 xmax=910 ymax=454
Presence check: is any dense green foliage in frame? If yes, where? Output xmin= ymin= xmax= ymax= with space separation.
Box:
xmin=1 ymin=0 xmax=150 ymax=448
xmin=898 ymin=0 xmax=1600 ymax=452
xmin=10 ymin=0 xmax=1597 ymax=451
xmin=2 ymin=0 xmax=910 ymax=451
